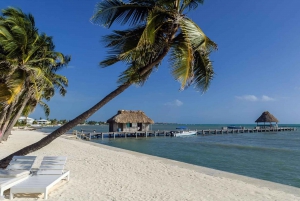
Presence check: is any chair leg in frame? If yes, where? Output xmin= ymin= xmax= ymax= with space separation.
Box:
xmin=44 ymin=190 xmax=48 ymax=200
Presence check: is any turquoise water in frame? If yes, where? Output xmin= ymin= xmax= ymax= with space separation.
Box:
xmin=41 ymin=124 xmax=300 ymax=188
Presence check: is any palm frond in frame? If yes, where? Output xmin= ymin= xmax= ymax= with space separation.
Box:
xmin=22 ymin=100 xmax=37 ymax=117
xmin=181 ymin=0 xmax=204 ymax=12
xmin=192 ymin=50 xmax=214 ymax=92
xmin=137 ymin=7 xmax=171 ymax=46
xmin=180 ymin=17 xmax=217 ymax=52
xmin=117 ymin=61 xmax=156 ymax=86
xmin=91 ymin=0 xmax=154 ymax=28
xmin=100 ymin=26 xmax=145 ymax=67
xmin=38 ymin=100 xmax=50 ymax=117
xmin=0 ymin=83 xmax=12 ymax=103
xmin=170 ymin=34 xmax=194 ymax=90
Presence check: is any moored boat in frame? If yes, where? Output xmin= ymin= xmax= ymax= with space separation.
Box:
xmin=171 ymin=127 xmax=197 ymax=137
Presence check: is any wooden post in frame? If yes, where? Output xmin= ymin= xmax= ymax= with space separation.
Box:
xmin=89 ymin=133 xmax=91 ymax=141
xmin=135 ymin=132 xmax=137 ymax=138
xmin=164 ymin=131 xmax=166 ymax=137
xmin=113 ymin=132 xmax=115 ymax=139
xmin=196 ymin=129 xmax=197 ymax=135
xmin=125 ymin=132 xmax=127 ymax=138
xmin=145 ymin=131 xmax=147 ymax=138
xmin=155 ymin=131 xmax=156 ymax=137
xmin=215 ymin=130 xmax=217 ymax=135
xmin=101 ymin=132 xmax=103 ymax=140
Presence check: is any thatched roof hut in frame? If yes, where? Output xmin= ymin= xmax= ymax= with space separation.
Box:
xmin=255 ymin=111 xmax=279 ymax=123
xmin=107 ymin=110 xmax=154 ymax=124
xmin=107 ymin=110 xmax=154 ymax=132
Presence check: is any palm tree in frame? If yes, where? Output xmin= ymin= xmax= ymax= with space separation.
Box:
xmin=0 ymin=8 xmax=69 ymax=141
xmin=0 ymin=0 xmax=217 ymax=168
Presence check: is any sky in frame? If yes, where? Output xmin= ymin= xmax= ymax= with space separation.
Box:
xmin=1 ymin=0 xmax=300 ymax=124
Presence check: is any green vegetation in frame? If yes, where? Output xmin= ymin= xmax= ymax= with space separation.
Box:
xmin=14 ymin=120 xmax=27 ymax=127
xmin=0 ymin=8 xmax=70 ymax=141
xmin=86 ymin=121 xmax=107 ymax=125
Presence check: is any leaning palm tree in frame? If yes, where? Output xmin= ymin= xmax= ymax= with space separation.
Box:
xmin=0 ymin=0 xmax=217 ymax=168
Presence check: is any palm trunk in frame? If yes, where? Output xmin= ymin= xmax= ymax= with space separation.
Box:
xmin=2 ymin=95 xmax=31 ymax=141
xmin=0 ymin=105 xmax=9 ymax=140
xmin=0 ymin=105 xmax=9 ymax=128
xmin=0 ymin=28 xmax=177 ymax=168
xmin=0 ymin=102 xmax=16 ymax=142
xmin=0 ymin=89 xmax=25 ymax=141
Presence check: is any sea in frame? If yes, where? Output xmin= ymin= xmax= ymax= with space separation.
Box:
xmin=40 ymin=124 xmax=300 ymax=188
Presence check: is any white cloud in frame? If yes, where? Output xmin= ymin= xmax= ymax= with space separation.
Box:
xmin=235 ymin=95 xmax=258 ymax=101
xmin=165 ymin=99 xmax=183 ymax=106
xmin=261 ymin=95 xmax=275 ymax=102
xmin=236 ymin=95 xmax=275 ymax=102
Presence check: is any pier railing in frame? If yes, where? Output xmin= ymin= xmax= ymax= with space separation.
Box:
xmin=73 ymin=127 xmax=296 ymax=141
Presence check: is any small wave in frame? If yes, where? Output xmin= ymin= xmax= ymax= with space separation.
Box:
xmin=198 ymin=142 xmax=296 ymax=152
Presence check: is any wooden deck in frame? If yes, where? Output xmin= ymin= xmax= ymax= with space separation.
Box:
xmin=74 ymin=127 xmax=297 ymax=141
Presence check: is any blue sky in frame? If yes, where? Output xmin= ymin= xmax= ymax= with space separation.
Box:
xmin=1 ymin=0 xmax=300 ymax=124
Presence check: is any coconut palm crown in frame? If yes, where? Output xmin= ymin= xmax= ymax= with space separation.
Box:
xmin=91 ymin=0 xmax=217 ymax=92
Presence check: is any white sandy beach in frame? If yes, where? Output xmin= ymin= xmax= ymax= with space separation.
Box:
xmin=1 ymin=130 xmax=300 ymax=201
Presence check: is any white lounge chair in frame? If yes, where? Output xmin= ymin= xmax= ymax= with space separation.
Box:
xmin=10 ymin=156 xmax=70 ymax=200
xmin=0 ymin=156 xmax=36 ymax=198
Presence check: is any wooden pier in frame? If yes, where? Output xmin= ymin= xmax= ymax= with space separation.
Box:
xmin=74 ymin=127 xmax=297 ymax=141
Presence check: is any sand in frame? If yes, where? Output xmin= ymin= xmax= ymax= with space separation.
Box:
xmin=0 ymin=130 xmax=300 ymax=201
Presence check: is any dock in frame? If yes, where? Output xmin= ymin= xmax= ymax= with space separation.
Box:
xmin=74 ymin=127 xmax=297 ymax=141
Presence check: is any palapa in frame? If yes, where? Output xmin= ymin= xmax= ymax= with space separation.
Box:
xmin=107 ymin=110 xmax=154 ymax=124
xmin=255 ymin=111 xmax=279 ymax=123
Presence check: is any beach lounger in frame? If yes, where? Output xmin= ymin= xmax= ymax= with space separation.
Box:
xmin=0 ymin=156 xmax=36 ymax=198
xmin=10 ymin=156 xmax=70 ymax=200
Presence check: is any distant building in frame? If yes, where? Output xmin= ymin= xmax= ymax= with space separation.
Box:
xmin=107 ymin=110 xmax=154 ymax=132
xmin=18 ymin=117 xmax=34 ymax=125
xmin=36 ymin=119 xmax=50 ymax=125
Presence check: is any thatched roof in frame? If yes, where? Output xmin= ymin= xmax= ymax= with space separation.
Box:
xmin=107 ymin=110 xmax=154 ymax=124
xmin=255 ymin=111 xmax=279 ymax=123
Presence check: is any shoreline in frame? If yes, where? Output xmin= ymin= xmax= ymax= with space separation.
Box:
xmin=0 ymin=130 xmax=299 ymax=200
xmin=67 ymin=136 xmax=300 ymax=196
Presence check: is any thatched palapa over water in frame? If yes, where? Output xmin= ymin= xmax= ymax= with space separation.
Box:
xmin=107 ymin=110 xmax=154 ymax=124
xmin=107 ymin=110 xmax=154 ymax=132
xmin=255 ymin=111 xmax=279 ymax=127
xmin=255 ymin=111 xmax=279 ymax=123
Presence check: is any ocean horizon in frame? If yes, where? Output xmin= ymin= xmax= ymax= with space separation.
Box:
xmin=40 ymin=124 xmax=300 ymax=188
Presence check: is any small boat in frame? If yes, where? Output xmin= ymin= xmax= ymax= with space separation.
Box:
xmin=171 ymin=127 xmax=197 ymax=137
xmin=30 ymin=124 xmax=42 ymax=129
xmin=228 ymin=125 xmax=243 ymax=129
